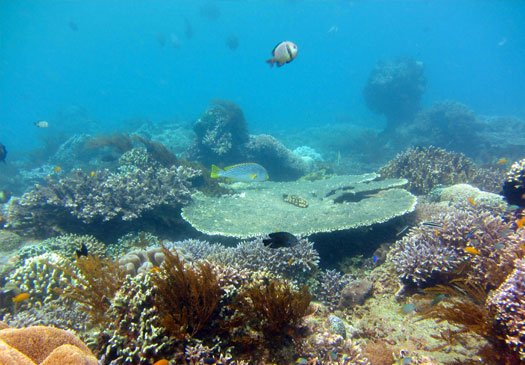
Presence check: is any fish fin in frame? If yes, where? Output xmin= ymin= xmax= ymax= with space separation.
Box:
xmin=266 ymin=58 xmax=275 ymax=67
xmin=210 ymin=164 xmax=221 ymax=179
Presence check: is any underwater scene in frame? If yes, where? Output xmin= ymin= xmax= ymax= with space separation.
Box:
xmin=1 ymin=0 xmax=525 ymax=364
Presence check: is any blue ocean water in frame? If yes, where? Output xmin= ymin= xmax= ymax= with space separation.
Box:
xmin=1 ymin=0 xmax=524 ymax=154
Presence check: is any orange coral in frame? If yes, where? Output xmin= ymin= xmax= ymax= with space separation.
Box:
xmin=0 ymin=325 xmax=97 ymax=365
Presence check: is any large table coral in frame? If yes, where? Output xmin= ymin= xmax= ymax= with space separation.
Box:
xmin=182 ymin=173 xmax=416 ymax=238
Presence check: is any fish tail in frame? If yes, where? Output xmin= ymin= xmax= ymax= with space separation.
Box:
xmin=210 ymin=164 xmax=222 ymax=179
xmin=266 ymin=58 xmax=275 ymax=67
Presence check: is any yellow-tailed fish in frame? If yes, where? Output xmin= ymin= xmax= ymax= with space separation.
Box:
xmin=53 ymin=165 xmax=62 ymax=173
xmin=496 ymin=158 xmax=508 ymax=165
xmin=467 ymin=196 xmax=476 ymax=206
xmin=210 ymin=163 xmax=268 ymax=182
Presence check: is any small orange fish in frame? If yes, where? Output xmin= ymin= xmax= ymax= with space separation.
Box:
xmin=496 ymin=158 xmax=508 ymax=165
xmin=516 ymin=217 xmax=525 ymax=230
xmin=467 ymin=196 xmax=476 ymax=207
xmin=464 ymin=246 xmax=480 ymax=255
xmin=53 ymin=165 xmax=62 ymax=173
xmin=153 ymin=360 xmax=169 ymax=365
xmin=12 ymin=292 xmax=30 ymax=303
xmin=150 ymin=266 xmax=161 ymax=274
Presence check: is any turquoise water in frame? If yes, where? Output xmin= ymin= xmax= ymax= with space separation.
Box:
xmin=1 ymin=0 xmax=524 ymax=153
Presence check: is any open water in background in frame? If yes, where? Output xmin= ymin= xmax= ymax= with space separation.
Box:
xmin=1 ymin=0 xmax=524 ymax=153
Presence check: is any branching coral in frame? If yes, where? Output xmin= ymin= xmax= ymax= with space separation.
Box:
xmin=7 ymin=159 xmax=200 ymax=232
xmin=379 ymin=146 xmax=500 ymax=195
xmin=487 ymin=258 xmax=525 ymax=361
xmin=151 ymin=248 xmax=221 ymax=339
xmin=389 ymin=207 xmax=523 ymax=289
xmin=189 ymin=100 xmax=249 ymax=165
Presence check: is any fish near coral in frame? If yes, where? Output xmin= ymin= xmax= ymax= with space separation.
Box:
xmin=263 ymin=231 xmax=299 ymax=248
xmin=53 ymin=165 xmax=62 ymax=173
xmin=516 ymin=216 xmax=525 ymax=230
xmin=0 ymin=143 xmax=6 ymax=163
xmin=464 ymin=246 xmax=480 ymax=255
xmin=266 ymin=41 xmax=298 ymax=67
xmin=282 ymin=194 xmax=309 ymax=208
xmin=496 ymin=158 xmax=508 ymax=165
xmin=12 ymin=292 xmax=30 ymax=303
xmin=210 ymin=163 xmax=269 ymax=182
xmin=153 ymin=360 xmax=169 ymax=365
xmin=467 ymin=196 xmax=476 ymax=206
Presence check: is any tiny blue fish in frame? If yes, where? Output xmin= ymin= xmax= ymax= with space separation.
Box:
xmin=373 ymin=255 xmax=378 ymax=264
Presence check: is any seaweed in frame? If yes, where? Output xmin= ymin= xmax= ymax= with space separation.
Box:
xmin=52 ymin=255 xmax=126 ymax=325
xmin=418 ymin=280 xmax=521 ymax=364
xmin=151 ymin=247 xmax=221 ymax=339
xmin=228 ymin=279 xmax=312 ymax=354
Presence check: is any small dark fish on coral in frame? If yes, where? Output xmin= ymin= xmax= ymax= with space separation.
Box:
xmin=76 ymin=243 xmax=88 ymax=258
xmin=263 ymin=232 xmax=299 ymax=248
xmin=421 ymin=221 xmax=443 ymax=228
xmin=0 ymin=143 xmax=6 ymax=163
xmin=225 ymin=34 xmax=239 ymax=50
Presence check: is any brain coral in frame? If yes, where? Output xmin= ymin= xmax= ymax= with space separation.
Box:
xmin=182 ymin=173 xmax=416 ymax=238
xmin=0 ymin=325 xmax=97 ymax=365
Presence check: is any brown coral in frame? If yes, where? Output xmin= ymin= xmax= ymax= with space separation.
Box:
xmin=0 ymin=325 xmax=97 ymax=365
xmin=151 ymin=247 xmax=221 ymax=339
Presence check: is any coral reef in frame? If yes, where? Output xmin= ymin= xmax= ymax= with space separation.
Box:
xmin=0 ymin=325 xmax=97 ymax=365
xmin=488 ymin=258 xmax=525 ymax=361
xmin=363 ymin=58 xmax=426 ymax=128
xmin=189 ymin=100 xmax=249 ymax=166
xmin=312 ymin=269 xmax=352 ymax=311
xmin=397 ymin=101 xmax=485 ymax=156
xmin=182 ymin=173 xmax=416 ymax=238
xmin=5 ymin=154 xmax=200 ymax=236
xmin=503 ymin=158 xmax=525 ymax=207
xmin=379 ymin=146 xmax=502 ymax=194
xmin=389 ymin=207 xmax=523 ymax=289
xmin=429 ymin=183 xmax=507 ymax=214
xmin=243 ymin=134 xmax=309 ymax=180
xmin=338 ymin=279 xmax=373 ymax=310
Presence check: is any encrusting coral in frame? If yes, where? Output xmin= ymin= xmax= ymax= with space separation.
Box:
xmin=503 ymin=158 xmax=525 ymax=207
xmin=0 ymin=324 xmax=97 ymax=365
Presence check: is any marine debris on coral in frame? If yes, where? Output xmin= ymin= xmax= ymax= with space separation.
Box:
xmin=182 ymin=173 xmax=416 ymax=237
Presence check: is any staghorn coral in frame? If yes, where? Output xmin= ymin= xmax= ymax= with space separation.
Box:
xmin=7 ymin=159 xmax=200 ymax=232
xmin=379 ymin=146 xmax=501 ymax=195
xmin=0 ymin=325 xmax=97 ymax=365
xmin=363 ymin=58 xmax=426 ymax=128
xmin=503 ymin=158 xmax=525 ymax=207
xmin=487 ymin=258 xmax=525 ymax=361
xmin=152 ymin=248 xmax=221 ymax=340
